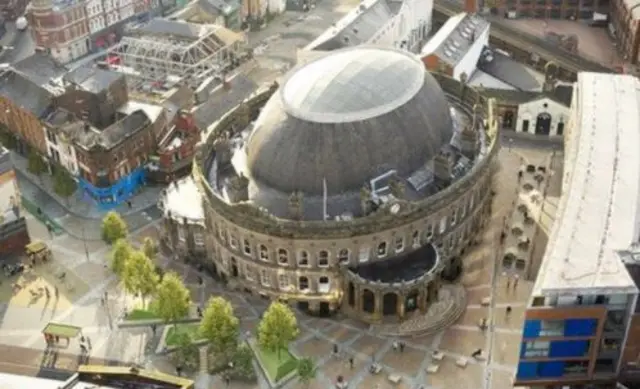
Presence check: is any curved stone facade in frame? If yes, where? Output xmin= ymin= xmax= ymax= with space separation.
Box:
xmin=173 ymin=67 xmax=501 ymax=323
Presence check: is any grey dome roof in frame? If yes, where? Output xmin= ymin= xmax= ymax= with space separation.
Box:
xmin=246 ymin=47 xmax=454 ymax=195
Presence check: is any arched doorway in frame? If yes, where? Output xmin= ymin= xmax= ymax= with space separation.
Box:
xmin=503 ymin=110 xmax=514 ymax=129
xmin=362 ymin=289 xmax=375 ymax=314
xmin=231 ymin=257 xmax=239 ymax=277
xmin=535 ymin=113 xmax=552 ymax=135
xmin=405 ymin=290 xmax=419 ymax=313
xmin=348 ymin=282 xmax=355 ymax=307
xmin=382 ymin=293 xmax=398 ymax=316
xmin=319 ymin=302 xmax=331 ymax=317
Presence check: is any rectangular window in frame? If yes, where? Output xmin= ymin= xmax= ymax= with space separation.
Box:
xmin=539 ymin=320 xmax=564 ymax=336
xmin=245 ymin=265 xmax=254 ymax=281
xmin=278 ymin=274 xmax=289 ymax=290
xmin=358 ymin=247 xmax=370 ymax=263
xmin=260 ymin=269 xmax=270 ymax=287
xmin=439 ymin=216 xmax=447 ymax=234
xmin=243 ymin=239 xmax=251 ymax=256
xmin=229 ymin=234 xmax=237 ymax=249
xmin=523 ymin=341 xmax=550 ymax=358
xmin=394 ymin=237 xmax=404 ymax=253
xmin=193 ymin=231 xmax=204 ymax=247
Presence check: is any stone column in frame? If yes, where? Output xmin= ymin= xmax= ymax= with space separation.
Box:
xmin=418 ymin=288 xmax=427 ymax=313
xmin=373 ymin=290 xmax=383 ymax=321
xmin=397 ymin=292 xmax=406 ymax=320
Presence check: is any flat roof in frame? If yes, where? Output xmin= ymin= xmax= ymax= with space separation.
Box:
xmin=0 ymin=373 xmax=116 ymax=389
xmin=161 ymin=176 xmax=204 ymax=222
xmin=42 ymin=322 xmax=82 ymax=338
xmin=421 ymin=13 xmax=490 ymax=67
xmin=533 ymin=72 xmax=640 ymax=296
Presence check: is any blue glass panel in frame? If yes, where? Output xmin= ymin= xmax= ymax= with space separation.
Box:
xmin=78 ymin=167 xmax=146 ymax=208
xmin=523 ymin=320 xmax=541 ymax=338
xmin=520 ymin=342 xmax=526 ymax=358
xmin=517 ymin=362 xmax=538 ymax=379
xmin=564 ymin=318 xmax=597 ymax=337
xmin=538 ymin=361 xmax=565 ymax=377
xmin=549 ymin=340 xmax=589 ymax=358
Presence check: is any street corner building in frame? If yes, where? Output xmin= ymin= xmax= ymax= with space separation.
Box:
xmin=0 ymin=145 xmax=30 ymax=256
xmin=161 ymin=46 xmax=501 ymax=324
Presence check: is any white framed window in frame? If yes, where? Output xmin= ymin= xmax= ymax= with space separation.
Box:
xmin=394 ymin=237 xmax=404 ymax=253
xmin=258 ymin=244 xmax=269 ymax=261
xmin=193 ymin=231 xmax=204 ymax=247
xmin=299 ymin=276 xmax=309 ymax=291
xmin=377 ymin=242 xmax=387 ymax=257
xmin=469 ymin=193 xmax=475 ymax=210
xmin=337 ymin=249 xmax=350 ymax=264
xmin=318 ymin=276 xmax=330 ymax=293
xmin=260 ymin=269 xmax=270 ymax=287
xmin=243 ymin=239 xmax=252 ymax=256
xmin=451 ymin=209 xmax=457 ymax=226
xmin=460 ymin=202 xmax=467 ymax=219
xmin=298 ymin=251 xmax=309 ymax=267
xmin=523 ymin=341 xmax=550 ymax=358
xmin=245 ymin=265 xmax=254 ymax=281
xmin=278 ymin=273 xmax=290 ymax=290
xmin=412 ymin=230 xmax=420 ymax=247
xmin=229 ymin=234 xmax=238 ymax=249
xmin=359 ymin=247 xmax=370 ymax=263
xmin=277 ymin=249 xmax=289 ymax=265
xmin=317 ymin=250 xmax=329 ymax=267
xmin=439 ymin=216 xmax=447 ymax=234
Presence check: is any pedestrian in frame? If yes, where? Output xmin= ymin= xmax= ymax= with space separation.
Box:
xmin=392 ymin=341 xmax=399 ymax=351
xmin=197 ymin=306 xmax=203 ymax=318
xmin=127 ymin=200 xmax=132 ymax=209
xmin=100 ymin=296 xmax=105 ymax=305
xmin=55 ymin=335 xmax=60 ymax=343
xmin=349 ymin=357 xmax=354 ymax=369
xmin=87 ymin=337 xmax=92 ymax=350
xmin=176 ymin=365 xmax=182 ymax=377
xmin=80 ymin=344 xmax=87 ymax=353
xmin=45 ymin=287 xmax=50 ymax=299
xmin=399 ymin=342 xmax=405 ymax=353
xmin=151 ymin=324 xmax=157 ymax=336
xmin=333 ymin=343 xmax=338 ymax=355
xmin=224 ymin=375 xmax=230 ymax=387
xmin=54 ymin=286 xmax=59 ymax=299
xmin=506 ymin=306 xmax=512 ymax=315
xmin=513 ymin=274 xmax=519 ymax=290
xmin=506 ymin=277 xmax=511 ymax=290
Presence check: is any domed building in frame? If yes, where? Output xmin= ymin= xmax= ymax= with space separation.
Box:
xmin=168 ymin=46 xmax=500 ymax=323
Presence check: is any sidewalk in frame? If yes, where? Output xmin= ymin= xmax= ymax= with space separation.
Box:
xmin=12 ymin=152 xmax=163 ymax=220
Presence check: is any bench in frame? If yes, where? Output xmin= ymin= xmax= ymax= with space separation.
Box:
xmin=431 ymin=351 xmax=444 ymax=361
xmin=481 ymin=297 xmax=491 ymax=306
xmin=388 ymin=374 xmax=401 ymax=384
xmin=456 ymin=357 xmax=468 ymax=368
xmin=426 ymin=364 xmax=440 ymax=374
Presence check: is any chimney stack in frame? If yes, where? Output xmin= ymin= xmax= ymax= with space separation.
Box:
xmin=464 ymin=0 xmax=476 ymax=13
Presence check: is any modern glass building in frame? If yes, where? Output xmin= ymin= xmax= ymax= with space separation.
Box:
xmin=514 ymin=73 xmax=640 ymax=388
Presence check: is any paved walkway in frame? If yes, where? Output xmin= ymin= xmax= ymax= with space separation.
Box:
xmin=12 ymin=152 xmax=164 ymax=240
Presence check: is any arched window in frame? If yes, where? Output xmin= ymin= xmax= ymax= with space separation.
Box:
xmin=277 ymin=249 xmax=289 ymax=265
xmin=337 ymin=249 xmax=350 ymax=264
xmin=298 ymin=251 xmax=309 ymax=267
xmin=243 ymin=239 xmax=252 ymax=255
xmin=259 ymin=244 xmax=269 ymax=261
xmin=412 ymin=230 xmax=420 ymax=247
xmin=377 ymin=242 xmax=387 ymax=257
xmin=317 ymin=250 xmax=329 ymax=267
xmin=394 ymin=236 xmax=404 ymax=253
xmin=318 ymin=276 xmax=330 ymax=293
xmin=299 ymin=276 xmax=309 ymax=291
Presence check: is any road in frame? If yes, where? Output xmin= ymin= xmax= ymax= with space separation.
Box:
xmin=0 ymin=23 xmax=35 ymax=64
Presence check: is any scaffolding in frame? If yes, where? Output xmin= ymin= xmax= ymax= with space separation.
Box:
xmin=106 ymin=21 xmax=245 ymax=88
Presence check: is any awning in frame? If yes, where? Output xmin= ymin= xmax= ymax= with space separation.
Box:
xmin=42 ymin=323 xmax=82 ymax=338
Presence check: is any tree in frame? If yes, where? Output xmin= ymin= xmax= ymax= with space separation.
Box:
xmin=27 ymin=152 xmax=47 ymax=183
xmin=101 ymin=211 xmax=128 ymax=244
xmin=123 ymin=250 xmax=158 ymax=306
xmin=142 ymin=237 xmax=158 ymax=263
xmin=199 ymin=297 xmax=239 ymax=359
xmin=110 ymin=239 xmax=132 ymax=277
xmin=297 ymin=358 xmax=317 ymax=388
xmin=152 ymin=272 xmax=191 ymax=324
xmin=171 ymin=331 xmax=200 ymax=372
xmin=257 ymin=301 xmax=299 ymax=360
xmin=52 ymin=166 xmax=77 ymax=205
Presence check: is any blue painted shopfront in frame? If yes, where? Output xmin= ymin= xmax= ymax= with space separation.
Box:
xmin=78 ymin=167 xmax=146 ymax=210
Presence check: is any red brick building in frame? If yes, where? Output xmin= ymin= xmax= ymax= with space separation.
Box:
xmin=0 ymin=147 xmax=30 ymax=256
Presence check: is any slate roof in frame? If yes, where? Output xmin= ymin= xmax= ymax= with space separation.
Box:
xmin=193 ymin=74 xmax=257 ymax=130
xmin=75 ymin=110 xmax=151 ymax=150
xmin=477 ymin=49 xmax=542 ymax=91
xmin=63 ymin=66 xmax=124 ymax=94
xmin=311 ymin=0 xmax=398 ymax=51
xmin=482 ymin=84 xmax=574 ymax=107
xmin=0 ymin=70 xmax=54 ymax=118
xmin=12 ymin=53 xmax=67 ymax=87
